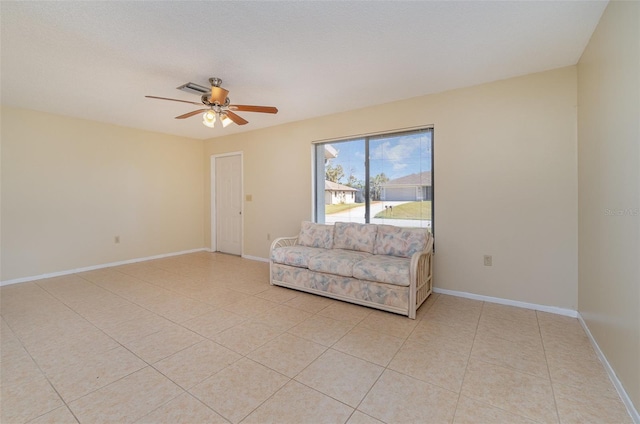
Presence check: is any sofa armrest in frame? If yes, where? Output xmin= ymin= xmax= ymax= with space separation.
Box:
xmin=270 ymin=236 xmax=298 ymax=252
xmin=408 ymin=234 xmax=434 ymax=319
xmin=269 ymin=236 xmax=298 ymax=286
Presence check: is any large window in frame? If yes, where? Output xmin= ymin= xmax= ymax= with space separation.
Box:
xmin=314 ymin=127 xmax=433 ymax=232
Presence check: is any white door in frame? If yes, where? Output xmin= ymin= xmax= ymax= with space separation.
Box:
xmin=215 ymin=154 xmax=242 ymax=255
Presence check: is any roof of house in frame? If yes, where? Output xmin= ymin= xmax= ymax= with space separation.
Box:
xmin=383 ymin=171 xmax=432 ymax=186
xmin=324 ymin=145 xmax=338 ymax=160
xmin=325 ymin=180 xmax=358 ymax=192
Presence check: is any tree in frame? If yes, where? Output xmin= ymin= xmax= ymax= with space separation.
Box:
xmin=369 ymin=172 xmax=389 ymax=201
xmin=346 ymin=171 xmax=364 ymax=189
xmin=325 ymin=164 xmax=344 ymax=183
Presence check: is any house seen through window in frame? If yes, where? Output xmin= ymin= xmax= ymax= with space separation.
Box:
xmin=314 ymin=128 xmax=433 ymax=232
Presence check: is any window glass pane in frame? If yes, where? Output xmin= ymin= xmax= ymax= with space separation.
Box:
xmin=370 ymin=130 xmax=432 ymax=229
xmin=321 ymin=139 xmax=366 ymax=224
xmin=314 ymin=128 xmax=433 ymax=233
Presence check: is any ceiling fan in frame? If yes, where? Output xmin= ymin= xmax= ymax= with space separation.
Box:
xmin=146 ymin=77 xmax=278 ymax=128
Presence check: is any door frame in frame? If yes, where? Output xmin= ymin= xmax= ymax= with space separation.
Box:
xmin=210 ymin=152 xmax=243 ymax=254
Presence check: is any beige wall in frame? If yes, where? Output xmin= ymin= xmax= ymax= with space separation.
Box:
xmin=204 ymin=66 xmax=579 ymax=310
xmin=577 ymin=0 xmax=640 ymax=411
xmin=1 ymin=107 xmax=205 ymax=281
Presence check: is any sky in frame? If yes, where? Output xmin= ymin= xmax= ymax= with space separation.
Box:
xmin=326 ymin=130 xmax=432 ymax=183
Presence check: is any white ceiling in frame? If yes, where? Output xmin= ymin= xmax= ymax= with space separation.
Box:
xmin=1 ymin=1 xmax=607 ymax=140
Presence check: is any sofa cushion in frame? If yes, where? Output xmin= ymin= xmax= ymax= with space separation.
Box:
xmin=333 ymin=222 xmax=377 ymax=253
xmin=271 ymin=245 xmax=324 ymax=268
xmin=374 ymin=225 xmax=429 ymax=258
xmin=297 ymin=221 xmax=334 ymax=249
xmin=308 ymin=249 xmax=371 ymax=277
xmin=352 ymin=255 xmax=411 ymax=286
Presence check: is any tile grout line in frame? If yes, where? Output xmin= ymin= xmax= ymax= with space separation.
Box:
xmin=536 ymin=309 xmax=563 ymax=424
xmin=1 ymin=317 xmax=82 ymax=423
xmin=31 ymin=269 xmax=222 ymax=422
xmin=451 ymin=298 xmax=484 ymax=423
xmin=343 ymin=292 xmax=443 ymax=423
xmin=457 ymin=302 xmax=554 ymax=423
xmin=3 ymin=253 xmax=631 ymax=423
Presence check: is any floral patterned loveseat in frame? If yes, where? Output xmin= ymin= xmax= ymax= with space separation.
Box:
xmin=269 ymin=221 xmax=433 ymax=319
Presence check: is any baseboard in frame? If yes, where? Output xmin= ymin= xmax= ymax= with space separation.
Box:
xmin=203 ymin=250 xmax=269 ymax=263
xmin=0 ymin=248 xmax=208 ymax=287
xmin=432 ymin=287 xmax=637 ymax=423
xmin=4 ymin=254 xmax=636 ymax=421
xmin=432 ymin=287 xmax=578 ymax=317
xmin=242 ymin=254 xmax=269 ymax=263
xmin=577 ymin=314 xmax=640 ymax=424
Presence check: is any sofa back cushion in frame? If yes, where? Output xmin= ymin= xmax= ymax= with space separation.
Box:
xmin=333 ymin=222 xmax=378 ymax=253
xmin=374 ymin=225 xmax=430 ymax=258
xmin=297 ymin=221 xmax=334 ymax=249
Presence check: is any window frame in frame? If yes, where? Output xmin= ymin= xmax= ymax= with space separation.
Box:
xmin=313 ymin=126 xmax=434 ymax=234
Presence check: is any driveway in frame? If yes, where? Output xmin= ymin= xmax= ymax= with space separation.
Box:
xmin=325 ymin=201 xmax=431 ymax=228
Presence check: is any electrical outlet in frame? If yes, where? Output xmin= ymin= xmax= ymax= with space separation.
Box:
xmin=484 ymin=255 xmax=492 ymax=266
xmin=267 ymin=233 xmax=271 ymax=241
xmin=115 ymin=236 xmax=120 ymax=244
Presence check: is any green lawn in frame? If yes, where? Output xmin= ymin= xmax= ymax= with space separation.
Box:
xmin=374 ymin=201 xmax=432 ymax=220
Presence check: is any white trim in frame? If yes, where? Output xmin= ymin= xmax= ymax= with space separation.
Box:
xmin=312 ymin=144 xmax=322 ymax=223
xmin=577 ymin=313 xmax=640 ymax=424
xmin=311 ymin=124 xmax=434 ymax=144
xmin=433 ymin=286 xmax=638 ymax=423
xmin=0 ymin=248 xmax=208 ymax=287
xmin=241 ymin=254 xmax=269 ymax=263
xmin=432 ymin=287 xmax=578 ymax=317
xmin=210 ymin=152 xmax=243 ymax=255
xmin=210 ymin=155 xmax=217 ymax=252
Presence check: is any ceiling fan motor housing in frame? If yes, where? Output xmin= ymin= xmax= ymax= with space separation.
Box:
xmin=209 ymin=86 xmax=230 ymax=105
xmin=201 ymin=93 xmax=231 ymax=108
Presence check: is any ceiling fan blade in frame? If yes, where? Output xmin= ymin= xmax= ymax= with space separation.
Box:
xmin=225 ymin=111 xmax=249 ymax=125
xmin=175 ymin=109 xmax=208 ymax=119
xmin=146 ymin=95 xmax=202 ymax=106
xmin=228 ymin=105 xmax=278 ymax=114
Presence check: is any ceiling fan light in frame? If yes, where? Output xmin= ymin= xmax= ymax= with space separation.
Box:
xmin=202 ymin=110 xmax=216 ymax=128
xmin=220 ymin=114 xmax=233 ymax=128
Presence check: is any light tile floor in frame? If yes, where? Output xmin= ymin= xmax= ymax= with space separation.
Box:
xmin=0 ymin=252 xmax=632 ymax=423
